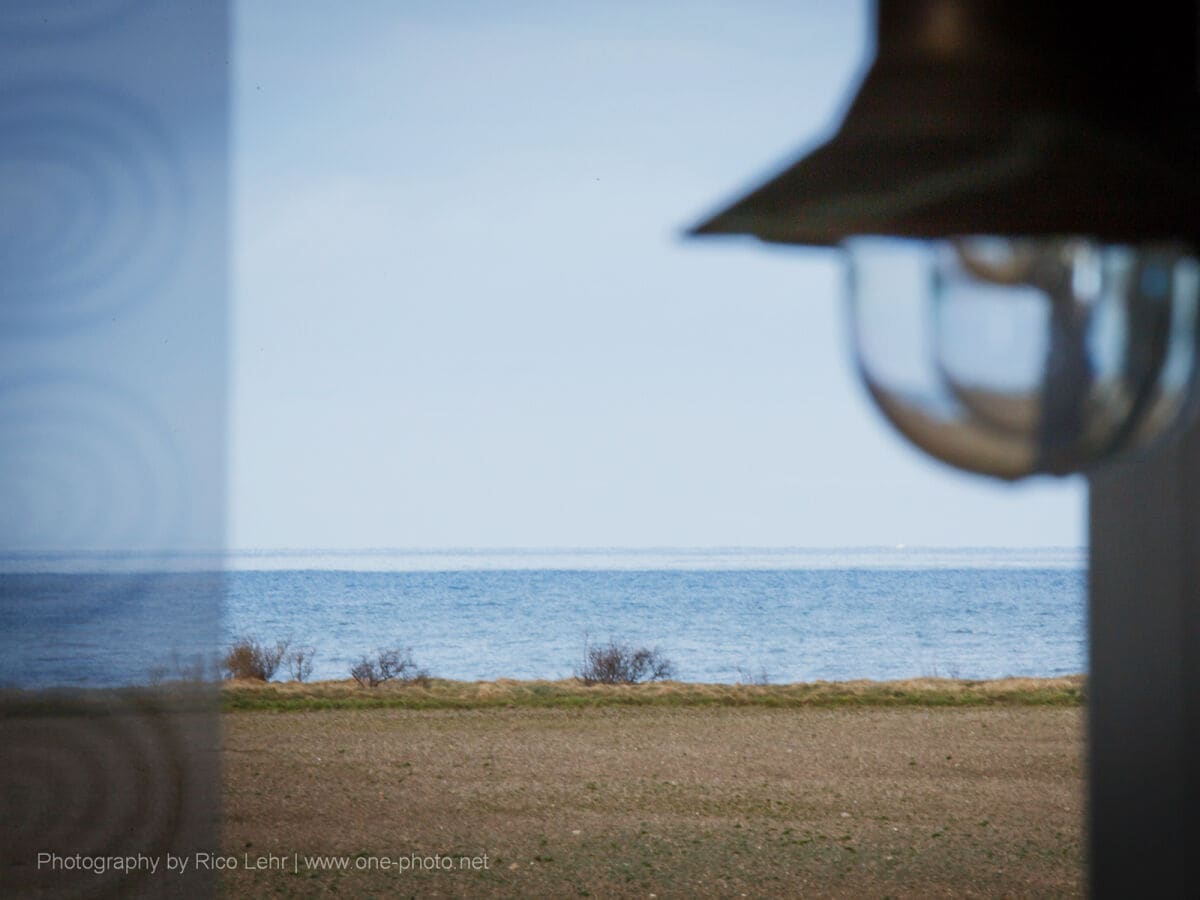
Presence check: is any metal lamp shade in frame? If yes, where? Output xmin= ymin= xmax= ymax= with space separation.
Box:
xmin=690 ymin=0 xmax=1200 ymax=249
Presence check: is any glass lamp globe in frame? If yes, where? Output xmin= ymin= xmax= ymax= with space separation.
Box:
xmin=845 ymin=237 xmax=1200 ymax=478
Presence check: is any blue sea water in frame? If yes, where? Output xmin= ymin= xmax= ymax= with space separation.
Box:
xmin=0 ymin=547 xmax=1087 ymax=687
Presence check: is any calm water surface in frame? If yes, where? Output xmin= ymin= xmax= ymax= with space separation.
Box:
xmin=0 ymin=547 xmax=1086 ymax=686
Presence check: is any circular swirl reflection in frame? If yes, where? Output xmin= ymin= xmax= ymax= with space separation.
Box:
xmin=0 ymin=82 xmax=187 ymax=332
xmin=0 ymin=693 xmax=189 ymax=894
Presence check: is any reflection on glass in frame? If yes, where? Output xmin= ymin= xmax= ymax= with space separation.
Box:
xmin=847 ymin=236 xmax=1200 ymax=478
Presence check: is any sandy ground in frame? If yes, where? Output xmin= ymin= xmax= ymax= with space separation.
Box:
xmin=222 ymin=705 xmax=1084 ymax=898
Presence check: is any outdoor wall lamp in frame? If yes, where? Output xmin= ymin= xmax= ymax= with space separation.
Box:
xmin=692 ymin=2 xmax=1200 ymax=894
xmin=691 ymin=0 xmax=1200 ymax=479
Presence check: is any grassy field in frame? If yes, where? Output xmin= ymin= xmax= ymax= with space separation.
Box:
xmin=221 ymin=678 xmax=1086 ymax=897
xmin=221 ymin=675 xmax=1085 ymax=712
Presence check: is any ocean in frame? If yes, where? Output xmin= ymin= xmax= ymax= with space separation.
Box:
xmin=0 ymin=547 xmax=1087 ymax=687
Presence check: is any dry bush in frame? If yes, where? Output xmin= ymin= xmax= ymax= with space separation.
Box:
xmin=287 ymin=644 xmax=317 ymax=682
xmin=734 ymin=665 xmax=771 ymax=686
xmin=349 ymin=647 xmax=430 ymax=688
xmin=577 ymin=638 xmax=674 ymax=685
xmin=222 ymin=636 xmax=289 ymax=681
xmin=172 ymin=650 xmax=221 ymax=683
xmin=147 ymin=650 xmax=221 ymax=685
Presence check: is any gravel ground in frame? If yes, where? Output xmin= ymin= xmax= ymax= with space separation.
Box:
xmin=222 ymin=706 xmax=1084 ymax=898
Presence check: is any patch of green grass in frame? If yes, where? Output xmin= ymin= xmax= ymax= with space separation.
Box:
xmin=219 ymin=675 xmax=1086 ymax=713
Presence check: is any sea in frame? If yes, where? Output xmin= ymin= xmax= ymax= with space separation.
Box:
xmin=0 ymin=547 xmax=1087 ymax=688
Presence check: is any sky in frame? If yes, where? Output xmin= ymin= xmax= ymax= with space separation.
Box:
xmin=231 ymin=0 xmax=1085 ymax=550
xmin=1 ymin=3 xmax=228 ymax=555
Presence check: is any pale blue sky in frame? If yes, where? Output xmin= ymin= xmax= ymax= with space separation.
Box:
xmin=231 ymin=0 xmax=1085 ymax=549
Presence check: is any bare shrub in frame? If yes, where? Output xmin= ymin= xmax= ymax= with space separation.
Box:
xmin=287 ymin=644 xmax=317 ymax=683
xmin=222 ymin=636 xmax=289 ymax=681
xmin=349 ymin=647 xmax=430 ymax=688
xmin=734 ymin=665 xmax=771 ymax=686
xmin=577 ymin=638 xmax=674 ymax=685
xmin=148 ymin=650 xmax=220 ymax=685
xmin=173 ymin=650 xmax=220 ymax=683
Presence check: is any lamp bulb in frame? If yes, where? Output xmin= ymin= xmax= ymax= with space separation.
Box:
xmin=846 ymin=237 xmax=1200 ymax=478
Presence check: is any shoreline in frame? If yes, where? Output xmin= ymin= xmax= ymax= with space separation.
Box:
xmin=0 ymin=674 xmax=1086 ymax=715
xmin=220 ymin=674 xmax=1085 ymax=712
